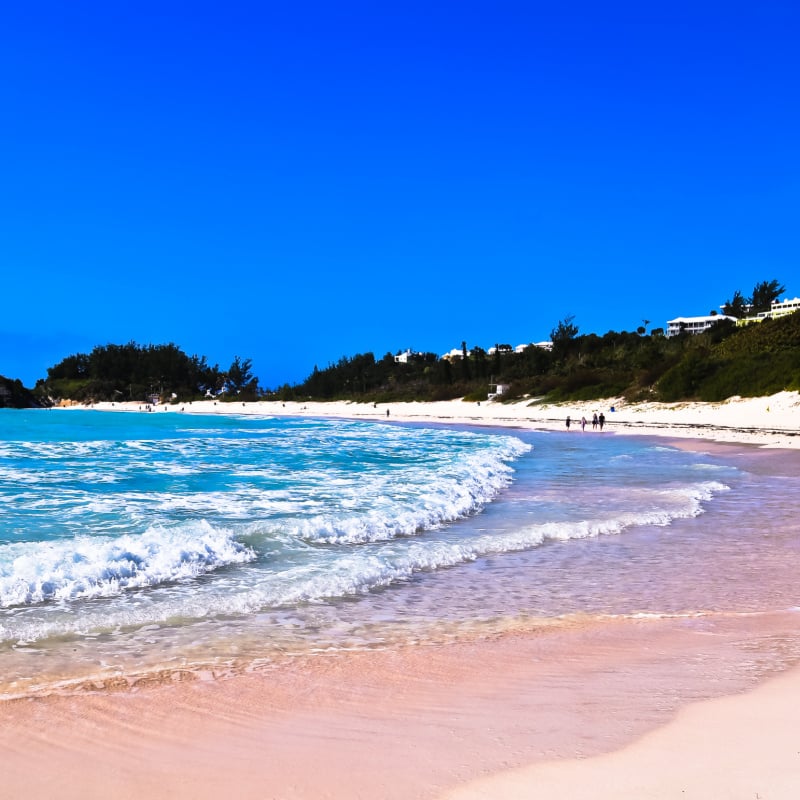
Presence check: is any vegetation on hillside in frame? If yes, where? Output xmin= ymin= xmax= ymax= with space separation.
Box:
xmin=277 ymin=310 xmax=800 ymax=404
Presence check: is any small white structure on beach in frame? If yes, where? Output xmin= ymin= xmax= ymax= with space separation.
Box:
xmin=487 ymin=383 xmax=509 ymax=400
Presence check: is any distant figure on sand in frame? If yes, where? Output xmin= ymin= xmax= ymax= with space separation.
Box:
xmin=599 ymin=412 xmax=605 ymax=431
xmin=580 ymin=416 xmax=587 ymax=431
xmin=566 ymin=416 xmax=571 ymax=430
xmin=386 ymin=408 xmax=390 ymax=417
xmin=592 ymin=413 xmax=598 ymax=430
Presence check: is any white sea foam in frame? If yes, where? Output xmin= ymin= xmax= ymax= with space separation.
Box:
xmin=0 ymin=411 xmax=742 ymax=652
xmin=289 ymin=445 xmax=527 ymax=544
xmin=0 ymin=520 xmax=255 ymax=609
xmin=251 ymin=481 xmax=729 ymax=608
xmin=0 ymin=477 xmax=729 ymax=644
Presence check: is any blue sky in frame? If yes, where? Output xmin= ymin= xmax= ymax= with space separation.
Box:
xmin=2 ymin=1 xmax=798 ymax=389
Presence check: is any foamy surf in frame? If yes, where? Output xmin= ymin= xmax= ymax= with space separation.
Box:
xmin=0 ymin=520 xmax=255 ymax=608
xmin=1 ymin=409 xmax=761 ymax=677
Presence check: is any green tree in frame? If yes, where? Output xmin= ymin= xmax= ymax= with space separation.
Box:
xmin=722 ymin=290 xmax=749 ymax=319
xmin=470 ymin=345 xmax=489 ymax=380
xmin=460 ymin=341 xmax=471 ymax=381
xmin=750 ymin=279 xmax=785 ymax=314
xmin=550 ymin=315 xmax=579 ymax=360
xmin=225 ymin=356 xmax=258 ymax=395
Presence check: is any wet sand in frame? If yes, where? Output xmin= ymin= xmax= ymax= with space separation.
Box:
xmin=2 ymin=607 xmax=799 ymax=799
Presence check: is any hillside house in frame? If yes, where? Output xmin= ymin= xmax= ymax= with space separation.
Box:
xmin=666 ymin=315 xmax=738 ymax=337
xmin=737 ymin=297 xmax=800 ymax=326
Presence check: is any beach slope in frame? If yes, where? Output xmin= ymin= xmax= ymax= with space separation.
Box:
xmin=443 ymin=665 xmax=800 ymax=799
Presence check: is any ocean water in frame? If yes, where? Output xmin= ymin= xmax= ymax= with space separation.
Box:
xmin=1 ymin=408 xmax=798 ymax=697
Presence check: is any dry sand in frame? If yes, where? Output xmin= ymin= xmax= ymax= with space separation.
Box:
xmin=443 ymin=664 xmax=800 ymax=800
xmin=91 ymin=389 xmax=800 ymax=448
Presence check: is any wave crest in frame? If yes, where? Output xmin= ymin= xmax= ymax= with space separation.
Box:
xmin=0 ymin=521 xmax=255 ymax=608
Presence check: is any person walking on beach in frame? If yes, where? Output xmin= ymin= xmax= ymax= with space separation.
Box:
xmin=580 ymin=416 xmax=587 ymax=431
xmin=592 ymin=413 xmax=598 ymax=430
xmin=566 ymin=416 xmax=571 ymax=430
xmin=598 ymin=412 xmax=605 ymax=431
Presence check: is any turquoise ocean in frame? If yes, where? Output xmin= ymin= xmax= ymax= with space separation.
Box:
xmin=1 ymin=409 xmax=799 ymax=697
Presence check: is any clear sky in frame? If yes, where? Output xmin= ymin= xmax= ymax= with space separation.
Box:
xmin=2 ymin=1 xmax=798 ymax=389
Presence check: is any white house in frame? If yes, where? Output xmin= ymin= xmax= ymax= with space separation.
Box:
xmin=394 ymin=349 xmax=414 ymax=364
xmin=441 ymin=347 xmax=470 ymax=361
xmin=735 ymin=297 xmax=800 ymax=327
xmin=487 ymin=341 xmax=552 ymax=355
xmin=666 ymin=315 xmax=738 ymax=337
xmin=772 ymin=297 xmax=800 ymax=317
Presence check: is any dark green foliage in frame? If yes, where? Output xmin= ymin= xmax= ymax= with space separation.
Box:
xmin=290 ymin=310 xmax=800 ymax=403
xmin=722 ymin=278 xmax=785 ymax=318
xmin=460 ymin=341 xmax=471 ymax=381
xmin=702 ymin=318 xmax=738 ymax=345
xmin=225 ymin=356 xmax=258 ymax=399
xmin=38 ymin=342 xmax=255 ymax=403
xmin=722 ymin=290 xmax=749 ymax=319
xmin=550 ymin=315 xmax=579 ymax=361
xmin=656 ymin=351 xmax=720 ymax=401
xmin=750 ymin=279 xmax=785 ymax=314
xmin=0 ymin=376 xmax=41 ymax=408
xmin=693 ymin=351 xmax=800 ymax=401
xmin=716 ymin=311 xmax=800 ymax=357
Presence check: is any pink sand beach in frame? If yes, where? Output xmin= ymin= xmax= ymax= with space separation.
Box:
xmin=4 ymin=392 xmax=800 ymax=799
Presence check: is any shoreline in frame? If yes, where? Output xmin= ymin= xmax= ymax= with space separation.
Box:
xmin=64 ymin=389 xmax=800 ymax=449
xmin=3 ymin=609 xmax=800 ymax=799
xmin=6 ymin=395 xmax=800 ymax=798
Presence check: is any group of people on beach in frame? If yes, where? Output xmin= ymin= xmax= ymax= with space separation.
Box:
xmin=565 ymin=412 xmax=605 ymax=431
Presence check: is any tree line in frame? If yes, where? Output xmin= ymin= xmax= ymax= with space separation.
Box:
xmin=2 ymin=278 xmax=796 ymax=408
xmin=265 ymin=310 xmax=795 ymax=405
xmin=32 ymin=343 xmax=259 ymax=405
xmin=722 ymin=279 xmax=785 ymax=318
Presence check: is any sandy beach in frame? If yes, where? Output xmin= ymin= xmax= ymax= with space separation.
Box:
xmin=5 ymin=391 xmax=799 ymax=799
xmin=88 ymin=388 xmax=800 ymax=449
xmin=444 ymin=663 xmax=800 ymax=799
